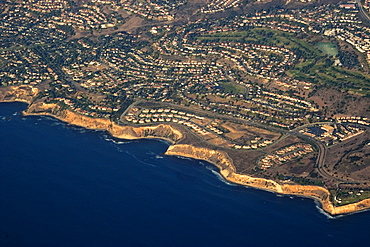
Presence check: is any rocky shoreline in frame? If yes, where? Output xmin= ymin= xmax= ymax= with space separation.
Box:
xmin=165 ymin=144 xmax=370 ymax=215
xmin=1 ymin=85 xmax=370 ymax=216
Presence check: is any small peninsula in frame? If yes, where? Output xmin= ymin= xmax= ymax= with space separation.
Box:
xmin=1 ymin=0 xmax=370 ymax=216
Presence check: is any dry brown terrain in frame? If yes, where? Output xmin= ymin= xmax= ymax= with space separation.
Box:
xmin=222 ymin=121 xmax=281 ymax=143
xmin=310 ymin=86 xmax=370 ymax=118
xmin=326 ymin=130 xmax=370 ymax=182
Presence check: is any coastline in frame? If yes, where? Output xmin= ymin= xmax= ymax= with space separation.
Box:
xmin=1 ymin=86 xmax=370 ymax=216
xmin=23 ymin=102 xmax=183 ymax=145
xmin=164 ymin=144 xmax=370 ymax=216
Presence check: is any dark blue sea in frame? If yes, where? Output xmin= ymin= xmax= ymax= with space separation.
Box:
xmin=0 ymin=102 xmax=370 ymax=247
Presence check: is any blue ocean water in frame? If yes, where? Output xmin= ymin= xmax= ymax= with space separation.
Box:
xmin=0 ymin=102 xmax=370 ymax=247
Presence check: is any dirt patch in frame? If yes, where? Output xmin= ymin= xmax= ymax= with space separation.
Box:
xmin=309 ymin=86 xmax=370 ymax=118
xmin=310 ymin=96 xmax=326 ymax=110
xmin=264 ymin=135 xmax=302 ymax=153
xmin=326 ymin=130 xmax=370 ymax=182
xmin=222 ymin=121 xmax=281 ymax=144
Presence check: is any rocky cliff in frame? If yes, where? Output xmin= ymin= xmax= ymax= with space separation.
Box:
xmin=0 ymin=85 xmax=38 ymax=103
xmin=25 ymin=102 xmax=183 ymax=143
xmin=2 ymin=95 xmax=370 ymax=216
xmin=165 ymin=144 xmax=236 ymax=174
xmin=165 ymin=144 xmax=370 ymax=216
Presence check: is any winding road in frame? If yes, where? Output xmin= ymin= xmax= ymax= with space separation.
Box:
xmin=356 ymin=0 xmax=370 ymax=25
xmin=122 ymin=100 xmax=370 ymax=185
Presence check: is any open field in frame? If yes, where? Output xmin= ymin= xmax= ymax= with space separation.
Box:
xmin=289 ymin=63 xmax=370 ymax=95
xmin=315 ymin=42 xmax=338 ymax=57
xmin=222 ymin=121 xmax=281 ymax=143
xmin=330 ymin=189 xmax=370 ymax=206
xmin=220 ymin=82 xmax=246 ymax=94
xmin=326 ymin=130 xmax=370 ymax=182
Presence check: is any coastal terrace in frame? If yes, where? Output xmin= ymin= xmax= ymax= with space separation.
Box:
xmin=123 ymin=107 xmax=280 ymax=149
xmin=259 ymin=143 xmax=314 ymax=169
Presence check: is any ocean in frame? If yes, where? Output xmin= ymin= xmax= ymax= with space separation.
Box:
xmin=0 ymin=102 xmax=369 ymax=247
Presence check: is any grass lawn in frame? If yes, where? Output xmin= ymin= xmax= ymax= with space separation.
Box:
xmin=315 ymin=42 xmax=338 ymax=57
xmin=331 ymin=189 xmax=370 ymax=206
xmin=221 ymin=82 xmax=246 ymax=94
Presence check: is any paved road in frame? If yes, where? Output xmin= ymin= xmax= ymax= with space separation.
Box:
xmin=356 ymin=0 xmax=370 ymax=25
xmin=134 ymin=100 xmax=291 ymax=134
xmin=289 ymin=121 xmax=334 ymax=133
xmin=122 ymin=100 xmax=370 ymax=185
xmin=295 ymin=128 xmax=370 ymax=185
xmin=293 ymin=133 xmax=331 ymax=178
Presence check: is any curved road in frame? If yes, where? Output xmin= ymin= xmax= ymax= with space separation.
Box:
xmin=123 ymin=100 xmax=369 ymax=185
xmin=295 ymin=128 xmax=369 ymax=185
xmin=356 ymin=0 xmax=370 ymax=25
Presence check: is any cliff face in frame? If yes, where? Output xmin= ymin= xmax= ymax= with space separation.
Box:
xmin=25 ymin=102 xmax=183 ymax=143
xmin=6 ymin=100 xmax=370 ymax=216
xmin=326 ymin=198 xmax=370 ymax=215
xmin=0 ymin=85 xmax=38 ymax=103
xmin=165 ymin=144 xmax=235 ymax=174
xmin=165 ymin=144 xmax=370 ymax=216
xmin=166 ymin=144 xmax=285 ymax=192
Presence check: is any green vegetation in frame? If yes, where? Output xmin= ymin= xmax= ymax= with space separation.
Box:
xmin=315 ymin=42 xmax=338 ymax=57
xmin=220 ymin=82 xmax=245 ymax=94
xmin=199 ymin=28 xmax=323 ymax=59
xmin=288 ymin=62 xmax=370 ymax=95
xmin=290 ymin=176 xmax=324 ymax=186
xmin=331 ymin=189 xmax=370 ymax=206
xmin=198 ymin=31 xmax=249 ymax=42
xmin=275 ymin=173 xmax=324 ymax=186
xmin=199 ymin=28 xmax=370 ymax=95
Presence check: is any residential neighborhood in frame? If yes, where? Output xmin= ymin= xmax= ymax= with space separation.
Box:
xmin=1 ymin=0 xmax=370 ymax=197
